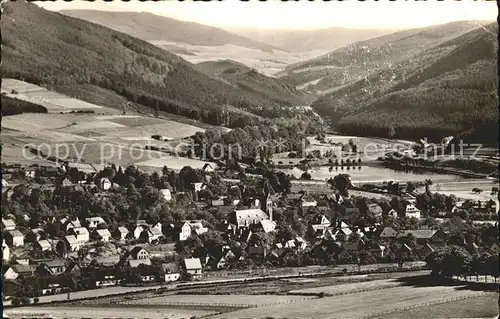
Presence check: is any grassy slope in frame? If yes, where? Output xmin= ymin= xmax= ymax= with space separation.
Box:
xmin=281 ymin=21 xmax=483 ymax=91
xmin=334 ymin=23 xmax=498 ymax=142
xmin=196 ymin=60 xmax=310 ymax=106
xmin=60 ymin=10 xmax=284 ymax=53
xmin=1 ymin=1 xmax=289 ymax=125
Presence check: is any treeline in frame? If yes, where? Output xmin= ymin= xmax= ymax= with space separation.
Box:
xmin=1 ymin=1 xmax=299 ymax=127
xmin=190 ymin=121 xmax=320 ymax=162
xmin=1 ymin=95 xmax=48 ymax=116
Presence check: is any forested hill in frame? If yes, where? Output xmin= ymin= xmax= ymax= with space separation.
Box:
xmin=60 ymin=10 xmax=284 ymax=53
xmin=196 ymin=60 xmax=311 ymax=107
xmin=280 ymin=21 xmax=485 ymax=93
xmin=1 ymin=1 xmax=291 ymax=127
xmin=314 ymin=23 xmax=498 ymax=143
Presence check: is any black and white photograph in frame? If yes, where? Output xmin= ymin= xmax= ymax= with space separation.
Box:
xmin=1 ymin=0 xmax=499 ymax=318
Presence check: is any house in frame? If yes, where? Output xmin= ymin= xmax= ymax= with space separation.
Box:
xmin=301 ymin=197 xmax=318 ymax=208
xmin=388 ymin=209 xmax=398 ymax=218
xmin=71 ymin=227 xmax=90 ymax=243
xmin=57 ymin=177 xmax=73 ymax=187
xmin=202 ymin=163 xmax=214 ymax=172
xmin=248 ymin=245 xmax=267 ymax=258
xmin=183 ymin=258 xmax=203 ymax=279
xmin=61 ymin=217 xmax=82 ymax=231
xmin=255 ymin=219 xmax=277 ymax=233
xmin=85 ymin=217 xmax=106 ymax=229
xmin=295 ymin=236 xmax=307 ymax=250
xmin=368 ymin=243 xmax=386 ymax=257
xmin=171 ymin=222 xmax=192 ymax=241
xmin=130 ymin=246 xmax=150 ymax=260
xmin=161 ymin=189 xmax=172 ymax=201
xmin=4 ymin=264 xmax=34 ymax=280
xmin=64 ymin=235 xmax=81 ymax=252
xmin=35 ymin=260 xmax=66 ymax=276
xmin=211 ymin=198 xmax=225 ymax=207
xmin=116 ymin=226 xmax=129 ymax=240
xmin=419 ymin=243 xmax=435 ymax=257
xmin=119 ymin=246 xmax=152 ymax=268
xmin=230 ymin=209 xmax=269 ymax=229
xmin=94 ymin=229 xmax=112 ymax=242
xmin=186 ymin=220 xmax=208 ymax=236
xmin=396 ymin=229 xmax=446 ymax=247
xmin=142 ymin=227 xmax=163 ymax=243
xmin=379 ymin=227 xmax=398 ymax=240
xmin=405 ymin=205 xmax=421 ymax=219
xmin=2 ymin=178 xmax=9 ymax=187
xmin=27 ymin=228 xmax=45 ymax=243
xmin=6 ymin=230 xmax=24 ymax=247
xmin=160 ymin=262 xmax=181 ymax=282
xmin=2 ymin=241 xmax=10 ymax=262
xmin=2 ymin=218 xmax=16 ymax=231
xmin=94 ymin=267 xmax=120 ymax=287
xmin=36 ymin=239 xmax=52 ymax=252
xmin=193 ymin=182 xmax=207 ymax=192
xmin=134 ymin=225 xmax=147 ymax=239
xmin=99 ymin=177 xmax=112 ymax=190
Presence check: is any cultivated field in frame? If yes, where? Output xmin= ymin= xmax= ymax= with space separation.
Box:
xmin=2 ymin=79 xmax=118 ymax=114
xmin=208 ymin=285 xmax=492 ymax=319
xmin=4 ymin=306 xmax=212 ymax=319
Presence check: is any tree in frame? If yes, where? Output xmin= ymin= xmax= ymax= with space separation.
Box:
xmin=387 ymin=126 xmax=396 ymax=139
xmin=472 ymin=188 xmax=483 ymax=194
xmin=425 ymin=246 xmax=471 ymax=278
xmin=328 ymin=174 xmax=351 ymax=196
xmin=491 ymin=187 xmax=498 ymax=196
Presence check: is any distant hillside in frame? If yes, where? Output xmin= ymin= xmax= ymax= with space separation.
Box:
xmin=60 ymin=10 xmax=285 ymax=53
xmin=281 ymin=21 xmax=485 ymax=93
xmin=196 ymin=60 xmax=311 ymax=107
xmin=232 ymin=27 xmax=399 ymax=53
xmin=1 ymin=1 xmax=295 ymax=127
xmin=312 ymin=23 xmax=498 ymax=143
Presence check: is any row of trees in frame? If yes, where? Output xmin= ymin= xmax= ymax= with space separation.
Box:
xmin=426 ymin=245 xmax=499 ymax=280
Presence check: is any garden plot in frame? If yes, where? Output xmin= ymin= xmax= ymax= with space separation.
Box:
xmin=208 ymin=285 xmax=486 ymax=319
xmin=288 ymin=278 xmax=400 ymax=295
xmin=122 ymin=294 xmax=312 ymax=307
xmin=98 ymin=115 xmax=173 ymax=127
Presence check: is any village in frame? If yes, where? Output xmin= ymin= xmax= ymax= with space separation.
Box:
xmin=1 ymin=155 xmax=498 ymax=307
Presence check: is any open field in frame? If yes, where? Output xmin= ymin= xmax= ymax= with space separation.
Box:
xmin=136 ymin=157 xmax=217 ymax=171
xmin=4 ymin=306 xmax=213 ymax=319
xmin=150 ymin=41 xmax=325 ymax=76
xmin=288 ymin=278 xmax=401 ymax=295
xmin=375 ymin=292 xmax=499 ymax=319
xmin=121 ymin=294 xmax=312 ymax=306
xmin=208 ymin=285 xmax=492 ymax=319
xmin=1 ymin=79 xmax=119 ymax=114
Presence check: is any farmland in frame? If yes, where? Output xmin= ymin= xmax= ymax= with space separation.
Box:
xmin=1 ymin=80 xmax=209 ymax=170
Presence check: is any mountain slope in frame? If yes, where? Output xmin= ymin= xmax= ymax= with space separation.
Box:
xmin=313 ymin=23 xmax=498 ymax=143
xmin=280 ymin=21 xmax=487 ymax=93
xmin=1 ymin=1 xmax=293 ymax=127
xmin=60 ymin=10 xmax=285 ymax=53
xmin=232 ymin=27 xmax=399 ymax=53
xmin=196 ymin=60 xmax=311 ymax=107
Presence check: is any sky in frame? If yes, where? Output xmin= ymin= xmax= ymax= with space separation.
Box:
xmin=37 ymin=0 xmax=497 ymax=30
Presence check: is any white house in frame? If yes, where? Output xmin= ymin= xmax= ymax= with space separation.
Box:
xmin=86 ymin=217 xmax=106 ymax=229
xmin=2 ymin=179 xmax=9 ymax=187
xmin=36 ymin=239 xmax=52 ymax=252
xmin=184 ymin=258 xmax=202 ymax=279
xmin=388 ymin=209 xmax=398 ymax=218
xmin=301 ymin=198 xmax=318 ymax=207
xmin=144 ymin=227 xmax=162 ymax=243
xmin=94 ymin=229 xmax=112 ymax=242
xmin=134 ymin=225 xmax=147 ymax=239
xmin=161 ymin=262 xmax=180 ymax=282
xmin=71 ymin=227 xmax=90 ymax=243
xmin=116 ymin=226 xmax=129 ymax=240
xmin=193 ymin=182 xmax=207 ymax=192
xmin=7 ymin=230 xmax=24 ymax=247
xmin=161 ymin=189 xmax=172 ymax=201
xmin=61 ymin=217 xmax=81 ymax=232
xmin=202 ymin=163 xmax=214 ymax=172
xmin=2 ymin=218 xmax=16 ymax=231
xmin=64 ymin=235 xmax=81 ymax=252
xmin=99 ymin=178 xmax=112 ymax=190
xmin=2 ymin=241 xmax=10 ymax=262
xmin=173 ymin=222 xmax=192 ymax=241
xmin=405 ymin=204 xmax=421 ymax=219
